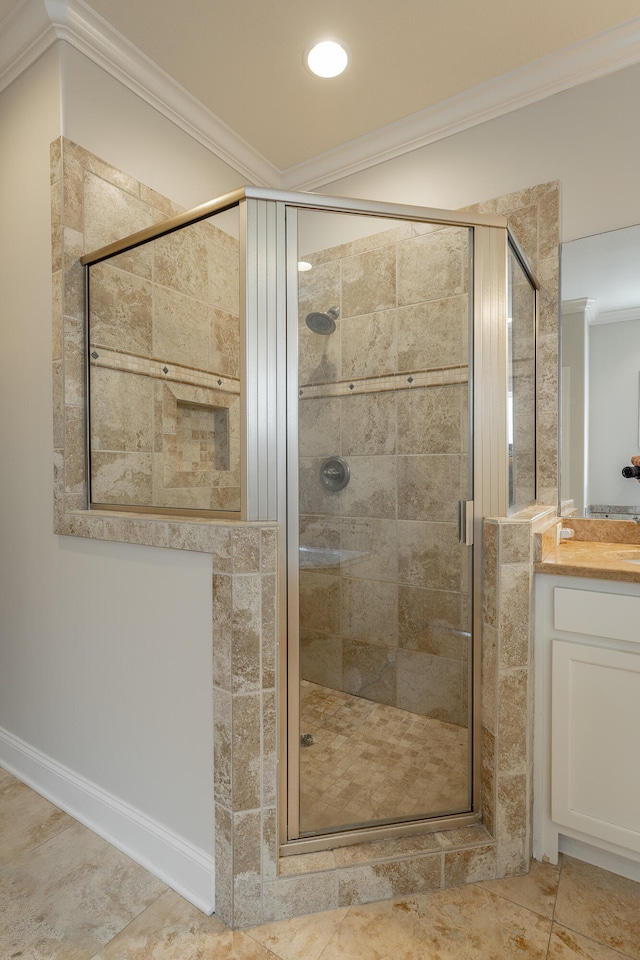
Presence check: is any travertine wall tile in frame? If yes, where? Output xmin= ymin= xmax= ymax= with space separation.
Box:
xmin=336 ymin=854 xmax=442 ymax=906
xmin=481 ymin=624 xmax=498 ymax=736
xmin=340 ymin=578 xmax=398 ymax=643
xmin=234 ymin=809 xmax=262 ymax=877
xmin=481 ymin=726 xmax=496 ymax=838
xmin=90 ymin=263 xmax=153 ymax=354
xmin=443 ymin=844 xmax=496 ymax=885
xmin=64 ymin=404 xmax=86 ymax=497
xmin=397 ymin=384 xmax=463 ymax=454
xmin=231 ymin=694 xmax=262 ymax=811
xmin=397 ymin=228 xmax=467 ymax=305
xmin=262 ymin=690 xmax=277 ymax=808
xmin=52 ymin=360 xmax=64 ymax=450
xmin=62 ymin=153 xmax=84 ymax=233
xmin=101 ymin=517 xmax=169 ymax=548
xmin=231 ymin=576 xmax=262 ymax=694
xmin=262 ymin=806 xmax=278 ymax=882
xmin=260 ymin=575 xmax=277 ymax=691
xmin=341 ymin=310 xmax=397 ymax=378
xmin=232 ymin=528 xmax=261 ymax=573
xmin=50 ymin=136 xmax=62 ymax=184
xmin=397 ymin=454 xmax=462 ymax=522
xmin=63 ymin=226 xmax=84 ymax=320
xmin=153 ymin=226 xmax=209 ymax=302
xmin=496 ymin=670 xmax=528 ymax=774
xmin=339 ymin=456 xmax=397 ymax=518
xmin=341 ymin=393 xmax=397 ymax=456
xmin=500 ymin=522 xmax=532 ymax=564
xmin=213 ymin=574 xmax=233 ymax=691
xmin=343 ymin=637 xmax=396 ymax=706
xmin=397 ymin=297 xmax=469 ymax=370
xmin=497 ymin=564 xmax=531 ymax=669
xmin=341 ymin=246 xmax=396 ymax=317
xmin=262 ymin=873 xmax=339 ymax=923
xmin=213 ymin=686 xmax=232 ymax=807
xmin=83 ymin=171 xmax=154 ymax=252
xmin=214 ymin=804 xmax=233 ymax=924
xmin=233 ymin=870 xmax=263 ymax=928
xmin=51 ymin=177 xmax=63 ymax=273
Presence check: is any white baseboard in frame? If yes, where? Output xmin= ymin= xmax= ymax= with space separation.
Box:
xmin=559 ymin=835 xmax=640 ymax=884
xmin=0 ymin=727 xmax=215 ymax=915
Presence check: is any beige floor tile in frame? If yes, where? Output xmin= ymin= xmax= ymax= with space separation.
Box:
xmin=0 ymin=820 xmax=167 ymax=959
xmin=317 ymin=885 xmax=552 ymax=959
xmin=554 ymin=857 xmax=640 ymax=960
xmin=0 ymin=770 xmax=75 ymax=860
xmin=478 ymin=857 xmax=561 ymax=919
xmin=0 ymin=765 xmax=16 ymax=788
xmin=548 ymin=923 xmax=637 ymax=960
xmin=92 ymin=889 xmax=280 ymax=959
xmin=246 ymin=907 xmax=350 ymax=960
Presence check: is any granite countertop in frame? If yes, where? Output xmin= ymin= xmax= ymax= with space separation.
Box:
xmin=536 ymin=538 xmax=640 ymax=584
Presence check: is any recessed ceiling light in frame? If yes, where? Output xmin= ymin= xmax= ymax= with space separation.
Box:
xmin=305 ymin=39 xmax=350 ymax=78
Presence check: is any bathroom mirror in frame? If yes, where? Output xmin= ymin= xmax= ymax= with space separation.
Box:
xmin=560 ymin=223 xmax=640 ymax=518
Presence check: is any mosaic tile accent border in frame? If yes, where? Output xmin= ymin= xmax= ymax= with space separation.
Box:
xmin=299 ymin=364 xmax=468 ymax=399
xmin=89 ymin=347 xmax=240 ymax=395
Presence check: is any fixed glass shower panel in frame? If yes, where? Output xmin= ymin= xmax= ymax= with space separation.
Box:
xmin=294 ymin=210 xmax=473 ymax=837
xmin=87 ymin=208 xmax=241 ymax=516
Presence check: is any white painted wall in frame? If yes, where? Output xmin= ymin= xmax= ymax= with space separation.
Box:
xmin=0 ymin=44 xmax=244 ymax=884
xmin=320 ymin=61 xmax=640 ymax=244
xmin=588 ymin=317 xmax=640 ymax=507
xmin=62 ymin=44 xmax=247 ymax=209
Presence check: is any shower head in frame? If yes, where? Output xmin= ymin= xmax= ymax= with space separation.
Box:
xmin=305 ymin=306 xmax=339 ymax=336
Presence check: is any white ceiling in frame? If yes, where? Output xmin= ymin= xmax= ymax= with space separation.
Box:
xmin=2 ymin=0 xmax=640 ymax=179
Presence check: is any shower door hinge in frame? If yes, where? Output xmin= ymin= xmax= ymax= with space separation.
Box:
xmin=459 ymin=500 xmax=474 ymax=546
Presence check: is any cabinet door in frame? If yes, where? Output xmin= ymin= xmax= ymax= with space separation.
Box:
xmin=552 ymin=639 xmax=640 ymax=852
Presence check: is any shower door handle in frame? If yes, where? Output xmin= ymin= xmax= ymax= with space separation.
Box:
xmin=458 ymin=500 xmax=474 ymax=546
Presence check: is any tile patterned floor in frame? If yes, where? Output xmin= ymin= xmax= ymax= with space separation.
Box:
xmin=2 ymin=764 xmax=640 ymax=959
xmin=300 ymin=681 xmax=469 ymax=832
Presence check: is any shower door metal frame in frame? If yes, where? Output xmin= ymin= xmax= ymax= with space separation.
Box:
xmin=277 ymin=194 xmax=535 ymax=855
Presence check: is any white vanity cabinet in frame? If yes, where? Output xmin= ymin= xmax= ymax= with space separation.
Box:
xmin=534 ymin=574 xmax=640 ymax=876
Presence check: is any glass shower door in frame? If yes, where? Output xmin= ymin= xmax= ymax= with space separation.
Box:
xmin=291 ymin=209 xmax=474 ymax=838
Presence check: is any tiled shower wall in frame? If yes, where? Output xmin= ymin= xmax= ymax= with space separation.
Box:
xmin=52 ymin=137 xmax=560 ymax=927
xmin=298 ymin=223 xmax=471 ymax=725
xmin=88 ymin=215 xmax=241 ymax=512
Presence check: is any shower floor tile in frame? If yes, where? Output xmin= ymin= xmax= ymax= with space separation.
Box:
xmin=299 ymin=681 xmax=469 ymax=833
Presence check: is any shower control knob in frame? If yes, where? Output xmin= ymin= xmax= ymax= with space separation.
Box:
xmin=319 ymin=457 xmax=350 ymax=491
xmin=622 ymin=465 xmax=640 ymax=478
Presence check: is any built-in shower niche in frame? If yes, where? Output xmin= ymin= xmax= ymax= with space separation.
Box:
xmin=175 ymin=399 xmax=230 ymax=474
xmin=86 ymin=205 xmax=241 ymax=515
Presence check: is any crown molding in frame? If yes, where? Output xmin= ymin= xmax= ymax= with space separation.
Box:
xmin=591 ymin=305 xmax=640 ymax=325
xmin=2 ymin=0 xmax=640 ymax=192
xmin=0 ymin=0 xmax=280 ymax=187
xmin=562 ymin=297 xmax=597 ymax=319
xmin=0 ymin=0 xmax=59 ymax=91
xmin=281 ymin=16 xmax=640 ymax=190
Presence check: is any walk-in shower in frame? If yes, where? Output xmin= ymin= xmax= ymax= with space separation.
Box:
xmin=82 ymin=186 xmax=537 ymax=856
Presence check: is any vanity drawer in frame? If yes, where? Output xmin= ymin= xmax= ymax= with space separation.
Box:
xmin=554 ymin=586 xmax=640 ymax=644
